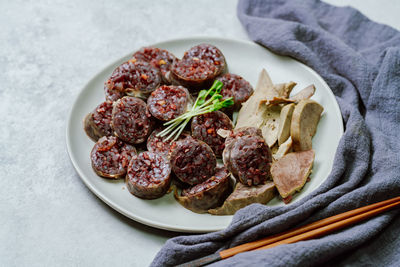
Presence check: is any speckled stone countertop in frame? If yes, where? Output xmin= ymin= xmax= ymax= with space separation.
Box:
xmin=1 ymin=0 xmax=399 ymax=266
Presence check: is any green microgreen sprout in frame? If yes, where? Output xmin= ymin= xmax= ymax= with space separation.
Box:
xmin=157 ymin=80 xmax=234 ymax=141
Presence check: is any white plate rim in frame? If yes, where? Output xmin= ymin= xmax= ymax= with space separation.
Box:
xmin=66 ymin=36 xmax=344 ymax=233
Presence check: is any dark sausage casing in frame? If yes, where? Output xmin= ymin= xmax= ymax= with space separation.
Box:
xmin=170 ymin=44 xmax=227 ymax=91
xmin=174 ymin=167 xmax=232 ymax=213
xmin=126 ymin=151 xmax=172 ymax=199
xmin=84 ymin=101 xmax=113 ymax=142
xmin=224 ymin=127 xmax=263 ymax=148
xmin=104 ymin=60 xmax=161 ymax=100
xmin=132 ymin=47 xmax=177 ymax=84
xmin=147 ymin=85 xmax=193 ymax=121
xmin=223 ymin=127 xmax=263 ymax=172
xmin=217 ymin=73 xmax=254 ymax=109
xmin=170 ymin=138 xmax=217 ymax=185
xmin=91 ymin=136 xmax=137 ymax=179
xmin=223 ymin=129 xmax=272 ymax=186
xmin=146 ymin=128 xmax=191 ymax=157
xmin=112 ymin=96 xmax=154 ymax=144
xmin=191 ymin=111 xmax=233 ymax=157
xmin=183 ymin=44 xmax=227 ymax=77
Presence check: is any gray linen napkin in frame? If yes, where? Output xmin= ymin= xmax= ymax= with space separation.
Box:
xmin=151 ymin=0 xmax=400 ymax=266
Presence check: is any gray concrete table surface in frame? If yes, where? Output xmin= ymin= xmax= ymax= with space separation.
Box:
xmin=1 ymin=0 xmax=399 ymax=266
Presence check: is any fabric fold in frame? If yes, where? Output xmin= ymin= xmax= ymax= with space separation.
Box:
xmin=151 ymin=1 xmax=400 ymax=266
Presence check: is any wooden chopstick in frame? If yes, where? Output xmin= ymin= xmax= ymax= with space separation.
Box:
xmin=222 ymin=195 xmax=400 ymax=257
xmin=255 ymin=199 xmax=400 ymax=251
xmin=177 ymin=196 xmax=400 ymax=267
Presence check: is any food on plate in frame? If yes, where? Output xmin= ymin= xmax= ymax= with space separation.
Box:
xmin=273 ymin=81 xmax=297 ymax=99
xmin=233 ymin=69 xmax=322 ymax=203
xmin=105 ymin=60 xmax=161 ymax=100
xmin=273 ymin=137 xmax=293 ymax=160
xmin=104 ymin=81 xmax=125 ymax=102
xmin=146 ymin=128 xmax=190 ymax=157
xmin=157 ymin=80 xmax=233 ymax=141
xmin=209 ymin=181 xmax=276 ymax=215
xmin=174 ymin=166 xmax=232 ymax=213
xmin=236 ymin=69 xmax=273 ymax=129
xmin=91 ymin=136 xmax=137 ymax=179
xmin=290 ymin=84 xmax=316 ymax=102
xmin=84 ymin=43 xmax=325 ymax=214
xmin=191 ymin=111 xmax=233 ymax=157
xmin=216 ymin=73 xmax=254 ymax=109
xmin=170 ymin=44 xmax=227 ymax=91
xmin=182 ymin=43 xmax=227 ymax=77
xmin=271 ymin=150 xmax=315 ymax=203
xmin=224 ymin=126 xmax=263 ymax=144
xmin=263 ymin=97 xmax=295 ymax=106
xmin=265 ymin=83 xmax=316 ymax=106
xmin=235 ymin=70 xmax=296 ymax=147
xmin=259 ymin=105 xmax=282 ymax=147
xmin=169 ymin=58 xmax=219 ymax=91
xmin=126 ymin=151 xmax=171 ymax=199
xmin=225 ymin=134 xmax=272 ymax=186
xmin=84 ymin=100 xmax=113 ymax=141
xmin=111 ymin=96 xmax=153 ymax=144
xmin=222 ymin=126 xmax=263 ymax=174
xmin=291 ymin=99 xmax=324 ymax=151
xmin=170 ymin=138 xmax=216 ymax=185
xmin=147 ymin=85 xmax=193 ymax=121
xmin=258 ymin=82 xmax=297 ymax=106
xmin=132 ymin=47 xmax=177 ymax=84
xmin=277 ymin=103 xmax=295 ymax=146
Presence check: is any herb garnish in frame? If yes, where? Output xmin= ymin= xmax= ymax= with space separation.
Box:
xmin=157 ymin=80 xmax=234 ymax=141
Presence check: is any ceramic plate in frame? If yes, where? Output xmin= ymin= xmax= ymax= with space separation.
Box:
xmin=66 ymin=37 xmax=343 ymax=233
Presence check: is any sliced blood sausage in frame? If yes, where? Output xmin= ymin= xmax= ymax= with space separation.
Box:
xmin=104 ymin=79 xmax=125 ymax=101
xmin=191 ymin=111 xmax=233 ymax=157
xmin=174 ymin=167 xmax=232 ymax=213
xmin=223 ymin=127 xmax=263 ymax=171
xmin=91 ymin=136 xmax=137 ymax=179
xmin=217 ymin=73 xmax=254 ymax=109
xmin=112 ymin=96 xmax=153 ymax=144
xmin=182 ymin=43 xmax=227 ymax=77
xmin=126 ymin=151 xmax=171 ymax=199
xmin=147 ymin=85 xmax=193 ymax=121
xmin=226 ymin=135 xmax=272 ymax=186
xmin=146 ymin=128 xmax=191 ymax=157
xmin=170 ymin=138 xmax=216 ymax=185
xmin=225 ymin=126 xmax=263 ymax=146
xmin=170 ymin=58 xmax=218 ymax=91
xmin=105 ymin=60 xmax=161 ymax=100
xmin=132 ymin=47 xmax=176 ymax=84
xmin=84 ymin=101 xmax=113 ymax=142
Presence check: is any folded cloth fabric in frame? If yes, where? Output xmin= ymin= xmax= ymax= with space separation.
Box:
xmin=151 ymin=0 xmax=400 ymax=266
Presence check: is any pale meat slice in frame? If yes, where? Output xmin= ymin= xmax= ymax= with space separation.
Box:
xmin=236 ymin=69 xmax=293 ymax=129
xmin=271 ymin=150 xmax=315 ymax=199
xmin=263 ymin=97 xmax=295 ymax=106
xmin=236 ymin=69 xmax=299 ymax=147
xmin=259 ymin=105 xmax=281 ymax=147
xmin=273 ymin=81 xmax=297 ymax=99
xmin=236 ymin=69 xmax=274 ymax=129
xmin=208 ymin=181 xmax=276 ymax=215
xmin=277 ymin=103 xmax=295 ymax=146
xmin=270 ymin=142 xmax=279 ymax=156
xmin=273 ymin=136 xmax=293 ymax=161
xmin=260 ymin=82 xmax=297 ymax=106
xmin=262 ymin=84 xmax=315 ymax=106
xmin=290 ymin=84 xmax=316 ymax=102
xmin=291 ymin=99 xmax=324 ymax=151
